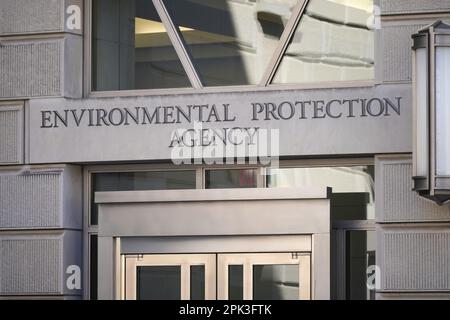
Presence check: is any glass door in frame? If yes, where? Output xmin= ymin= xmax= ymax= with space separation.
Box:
xmin=124 ymin=252 xmax=311 ymax=300
xmin=217 ymin=253 xmax=311 ymax=300
xmin=124 ymin=254 xmax=216 ymax=300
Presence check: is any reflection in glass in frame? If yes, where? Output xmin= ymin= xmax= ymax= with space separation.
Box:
xmin=89 ymin=235 xmax=98 ymax=300
xmin=273 ymin=0 xmax=374 ymax=84
xmin=346 ymin=230 xmax=376 ymax=300
xmin=228 ymin=265 xmax=243 ymax=300
xmin=205 ymin=169 xmax=257 ymax=189
xmin=91 ymin=170 xmax=196 ymax=225
xmin=190 ymin=265 xmax=205 ymax=300
xmin=267 ymin=166 xmax=375 ymax=220
xmin=436 ymin=47 xmax=450 ymax=175
xmin=92 ymin=0 xmax=191 ymax=91
xmin=137 ymin=266 xmax=181 ymax=300
xmin=253 ymin=265 xmax=299 ymax=300
xmin=164 ymin=0 xmax=296 ymax=86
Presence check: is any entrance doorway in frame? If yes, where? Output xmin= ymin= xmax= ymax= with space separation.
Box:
xmin=95 ymin=187 xmax=330 ymax=299
xmin=123 ymin=253 xmax=310 ymax=300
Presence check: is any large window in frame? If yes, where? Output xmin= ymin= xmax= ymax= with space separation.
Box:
xmin=91 ymin=0 xmax=374 ymax=91
xmin=164 ymin=0 xmax=296 ymax=86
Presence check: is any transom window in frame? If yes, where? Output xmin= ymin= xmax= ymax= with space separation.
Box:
xmin=91 ymin=0 xmax=374 ymax=91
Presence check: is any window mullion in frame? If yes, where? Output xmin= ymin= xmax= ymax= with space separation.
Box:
xmin=259 ymin=0 xmax=310 ymax=87
xmin=152 ymin=0 xmax=203 ymax=89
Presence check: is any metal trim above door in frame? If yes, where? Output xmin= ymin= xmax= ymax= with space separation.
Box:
xmin=120 ymin=235 xmax=312 ymax=254
xmin=96 ymin=188 xmax=330 ymax=237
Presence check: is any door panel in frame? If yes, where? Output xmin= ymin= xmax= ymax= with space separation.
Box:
xmin=137 ymin=265 xmax=181 ymax=300
xmin=124 ymin=254 xmax=216 ymax=300
xmin=217 ymin=253 xmax=311 ymax=300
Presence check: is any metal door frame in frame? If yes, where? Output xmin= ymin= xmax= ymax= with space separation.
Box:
xmin=332 ymin=220 xmax=376 ymax=300
xmin=217 ymin=252 xmax=311 ymax=300
xmin=123 ymin=252 xmax=311 ymax=300
xmin=124 ymin=254 xmax=216 ymax=300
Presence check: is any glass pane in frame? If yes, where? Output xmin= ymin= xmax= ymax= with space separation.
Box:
xmin=92 ymin=0 xmax=191 ymax=91
xmin=137 ymin=266 xmax=181 ymax=300
xmin=164 ymin=0 xmax=297 ymax=86
xmin=91 ymin=170 xmax=196 ymax=225
xmin=228 ymin=265 xmax=243 ymax=300
xmin=267 ymin=166 xmax=375 ymax=220
xmin=273 ymin=0 xmax=374 ymax=84
xmin=89 ymin=235 xmax=98 ymax=300
xmin=436 ymin=47 xmax=450 ymax=175
xmin=253 ymin=264 xmax=299 ymax=300
xmin=190 ymin=265 xmax=205 ymax=300
xmin=346 ymin=230 xmax=376 ymax=300
xmin=414 ymin=48 xmax=428 ymax=177
xmin=205 ymin=169 xmax=257 ymax=189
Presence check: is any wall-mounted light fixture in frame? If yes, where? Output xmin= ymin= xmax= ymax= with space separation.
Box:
xmin=412 ymin=20 xmax=450 ymax=205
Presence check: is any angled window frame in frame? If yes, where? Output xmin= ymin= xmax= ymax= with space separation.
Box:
xmin=263 ymin=0 xmax=376 ymax=88
xmin=84 ymin=0 xmax=375 ymax=98
xmin=259 ymin=0 xmax=309 ymax=86
xmin=152 ymin=0 xmax=203 ymax=89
